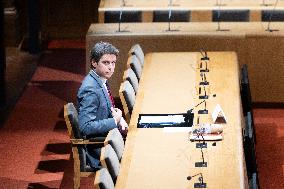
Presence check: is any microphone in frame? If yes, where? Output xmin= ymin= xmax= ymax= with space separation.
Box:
xmin=187 ymin=173 xmax=207 ymax=188
xmin=200 ymin=50 xmax=209 ymax=72
xmin=188 ymin=100 xmax=206 ymax=113
xmin=266 ymin=0 xmax=280 ymax=32
xmin=194 ymin=129 xmax=207 ymax=148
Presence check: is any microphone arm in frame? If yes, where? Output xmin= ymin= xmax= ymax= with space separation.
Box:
xmin=266 ymin=0 xmax=279 ymax=32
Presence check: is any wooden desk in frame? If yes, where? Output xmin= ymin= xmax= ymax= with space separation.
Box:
xmin=99 ymin=0 xmax=284 ymax=23
xmin=86 ymin=22 xmax=284 ymax=103
xmin=115 ymin=52 xmax=247 ymax=189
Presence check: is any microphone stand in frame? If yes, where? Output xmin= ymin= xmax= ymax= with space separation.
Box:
xmin=187 ymin=173 xmax=207 ymax=188
xmin=198 ymin=100 xmax=208 ymax=114
xmin=216 ymin=0 xmax=230 ymax=32
xmin=215 ymin=0 xmax=226 ymax=6
xmin=195 ymin=135 xmax=207 ymax=167
xmin=122 ymin=0 xmax=132 ymax=7
xmin=261 ymin=0 xmax=272 ymax=6
xmin=199 ymin=73 xmax=209 ymax=86
xmin=195 ymin=130 xmax=207 ymax=148
xmin=166 ymin=0 xmax=179 ymax=32
xmin=116 ymin=3 xmax=130 ymax=33
xmin=266 ymin=0 xmax=279 ymax=32
xmin=200 ymin=50 xmax=209 ymax=72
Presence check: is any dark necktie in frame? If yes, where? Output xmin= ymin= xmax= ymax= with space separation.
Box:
xmin=106 ymin=82 xmax=115 ymax=107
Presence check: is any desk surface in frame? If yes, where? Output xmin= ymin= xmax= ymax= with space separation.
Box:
xmin=115 ymin=52 xmax=247 ymax=189
xmin=100 ymin=0 xmax=284 ymax=11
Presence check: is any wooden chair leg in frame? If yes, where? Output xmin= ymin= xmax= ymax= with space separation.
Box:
xmin=73 ymin=148 xmax=81 ymax=189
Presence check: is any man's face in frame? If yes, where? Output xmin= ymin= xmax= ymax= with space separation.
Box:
xmin=92 ymin=54 xmax=117 ymax=80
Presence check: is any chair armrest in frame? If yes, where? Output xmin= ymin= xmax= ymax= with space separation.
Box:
xmin=70 ymin=138 xmax=105 ymax=145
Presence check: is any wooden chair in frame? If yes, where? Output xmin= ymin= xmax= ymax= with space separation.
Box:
xmin=64 ymin=103 xmax=125 ymax=189
xmin=128 ymin=44 xmax=144 ymax=67
xmin=119 ymin=80 xmax=136 ymax=123
xmin=94 ymin=168 xmax=115 ymax=189
xmin=127 ymin=55 xmax=142 ymax=81
xmin=243 ymin=111 xmax=259 ymax=189
xmin=123 ymin=68 xmax=139 ymax=94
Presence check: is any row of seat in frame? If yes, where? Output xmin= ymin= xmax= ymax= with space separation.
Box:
xmin=64 ymin=103 xmax=125 ymax=189
xmin=119 ymin=44 xmax=145 ymax=123
xmin=104 ymin=10 xmax=284 ymax=23
xmin=240 ymin=64 xmax=259 ymax=189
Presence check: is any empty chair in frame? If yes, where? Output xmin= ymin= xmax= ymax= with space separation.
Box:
xmin=128 ymin=44 xmax=144 ymax=67
xmin=262 ymin=10 xmax=284 ymax=21
xmin=153 ymin=10 xmax=190 ymax=22
xmin=94 ymin=168 xmax=115 ymax=189
xmin=127 ymin=55 xmax=142 ymax=81
xmin=123 ymin=68 xmax=139 ymax=94
xmin=213 ymin=10 xmax=249 ymax=22
xmin=104 ymin=11 xmax=142 ymax=23
xmin=100 ymin=144 xmax=120 ymax=182
xmin=243 ymin=111 xmax=258 ymax=184
xmin=240 ymin=64 xmax=252 ymax=115
xmin=104 ymin=128 xmax=125 ymax=161
xmin=119 ymin=80 xmax=136 ymax=123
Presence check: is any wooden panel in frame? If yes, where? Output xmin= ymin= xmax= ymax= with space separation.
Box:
xmin=40 ymin=0 xmax=100 ymax=39
xmin=86 ymin=22 xmax=284 ymax=103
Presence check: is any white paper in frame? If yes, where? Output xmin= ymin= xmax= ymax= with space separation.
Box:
xmin=139 ymin=115 xmax=185 ymax=124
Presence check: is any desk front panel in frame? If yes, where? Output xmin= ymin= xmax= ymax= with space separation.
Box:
xmin=115 ymin=52 xmax=247 ymax=189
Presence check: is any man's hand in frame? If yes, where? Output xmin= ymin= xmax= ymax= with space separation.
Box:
xmin=111 ymin=107 xmax=122 ymax=124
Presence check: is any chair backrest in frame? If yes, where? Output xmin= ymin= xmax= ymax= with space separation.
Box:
xmin=128 ymin=44 xmax=144 ymax=67
xmin=119 ymin=80 xmax=136 ymax=122
xmin=104 ymin=11 xmax=142 ymax=23
xmin=123 ymin=68 xmax=139 ymax=94
xmin=105 ymin=128 xmax=124 ymax=161
xmin=240 ymin=64 xmax=252 ymax=115
xmin=64 ymin=102 xmax=82 ymax=139
xmin=153 ymin=10 xmax=190 ymax=22
xmin=94 ymin=168 xmax=115 ymax=189
xmin=213 ymin=10 xmax=249 ymax=22
xmin=100 ymin=144 xmax=120 ymax=183
xmin=262 ymin=10 xmax=284 ymax=21
xmin=64 ymin=103 xmax=93 ymax=172
xmin=127 ymin=55 xmax=142 ymax=81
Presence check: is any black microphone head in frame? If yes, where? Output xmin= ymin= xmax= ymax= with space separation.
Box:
xmin=187 ymin=176 xmax=192 ymax=180
xmin=187 ymin=109 xmax=193 ymax=114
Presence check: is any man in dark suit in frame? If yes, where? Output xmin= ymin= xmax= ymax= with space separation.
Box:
xmin=77 ymin=41 xmax=128 ymax=169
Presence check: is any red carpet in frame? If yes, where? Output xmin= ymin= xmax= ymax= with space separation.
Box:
xmin=0 ymin=49 xmax=283 ymax=188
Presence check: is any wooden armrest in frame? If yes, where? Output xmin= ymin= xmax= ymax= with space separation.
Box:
xmin=70 ymin=138 xmax=105 ymax=145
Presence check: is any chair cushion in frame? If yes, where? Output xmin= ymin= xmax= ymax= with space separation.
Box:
xmin=94 ymin=168 xmax=115 ymax=189
xmin=105 ymin=128 xmax=125 ymax=160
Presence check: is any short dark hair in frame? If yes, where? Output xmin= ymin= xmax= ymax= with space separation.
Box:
xmin=90 ymin=42 xmax=119 ymax=68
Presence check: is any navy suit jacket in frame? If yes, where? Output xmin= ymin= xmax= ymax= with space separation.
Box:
xmin=77 ymin=70 xmax=117 ymax=168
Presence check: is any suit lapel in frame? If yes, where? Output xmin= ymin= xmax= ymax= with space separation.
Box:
xmin=89 ymin=71 xmax=112 ymax=110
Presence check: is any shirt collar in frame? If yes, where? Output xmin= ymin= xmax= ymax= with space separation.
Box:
xmin=91 ymin=69 xmax=107 ymax=85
